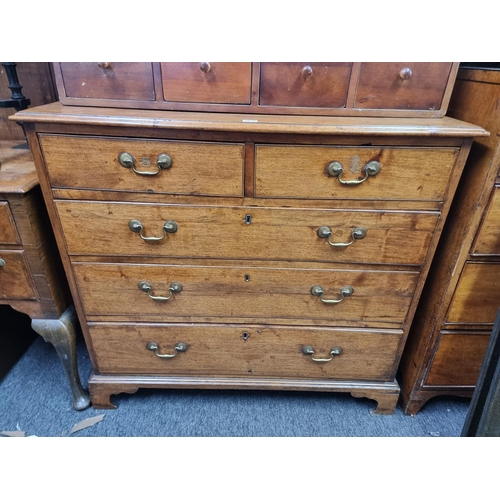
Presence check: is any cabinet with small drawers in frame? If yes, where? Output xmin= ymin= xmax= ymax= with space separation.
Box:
xmin=400 ymin=68 xmax=500 ymax=414
xmin=52 ymin=62 xmax=459 ymax=117
xmin=12 ymin=97 xmax=486 ymax=413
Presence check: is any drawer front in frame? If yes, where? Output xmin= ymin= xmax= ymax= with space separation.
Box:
xmin=255 ymin=145 xmax=457 ymax=201
xmin=58 ymin=62 xmax=155 ymax=101
xmin=57 ymin=201 xmax=438 ymax=266
xmin=161 ymin=63 xmax=252 ymax=104
xmin=0 ymin=202 xmax=20 ymax=244
xmin=446 ymin=263 xmax=500 ymax=325
xmin=89 ymin=323 xmax=401 ymax=380
xmin=354 ymin=63 xmax=453 ymax=110
xmin=259 ymin=63 xmax=352 ymax=108
xmin=40 ymin=135 xmax=244 ymax=197
xmin=472 ymin=185 xmax=500 ymax=256
xmin=424 ymin=331 xmax=490 ymax=387
xmin=74 ymin=263 xmax=418 ymax=326
xmin=0 ymin=250 xmax=36 ymax=299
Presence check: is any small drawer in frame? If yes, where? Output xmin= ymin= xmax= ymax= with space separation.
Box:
xmin=472 ymin=185 xmax=500 ymax=256
xmin=255 ymin=145 xmax=458 ymax=201
xmin=424 ymin=331 xmax=490 ymax=387
xmin=354 ymin=63 xmax=453 ymax=111
xmin=0 ymin=202 xmax=21 ymax=245
xmin=446 ymin=262 xmax=500 ymax=325
xmin=161 ymin=63 xmax=252 ymax=104
xmin=88 ymin=322 xmax=402 ymax=380
xmin=259 ymin=63 xmax=352 ymax=108
xmin=40 ymin=135 xmax=245 ymax=197
xmin=74 ymin=263 xmax=419 ymax=327
xmin=0 ymin=250 xmax=36 ymax=300
xmin=56 ymin=201 xmax=438 ymax=266
xmin=58 ymin=63 xmax=155 ymax=101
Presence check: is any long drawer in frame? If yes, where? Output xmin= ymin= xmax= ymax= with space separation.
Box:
xmin=40 ymin=135 xmax=245 ymax=197
xmin=255 ymin=145 xmax=458 ymax=201
xmin=73 ymin=263 xmax=419 ymax=326
xmin=88 ymin=322 xmax=402 ymax=380
xmin=56 ymin=201 xmax=438 ymax=266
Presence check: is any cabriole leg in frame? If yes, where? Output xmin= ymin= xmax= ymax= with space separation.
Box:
xmin=31 ymin=305 xmax=91 ymax=410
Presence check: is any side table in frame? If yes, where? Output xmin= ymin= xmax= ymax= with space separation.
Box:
xmin=0 ymin=139 xmax=90 ymax=410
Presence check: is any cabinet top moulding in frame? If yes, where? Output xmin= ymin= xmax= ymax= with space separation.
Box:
xmin=10 ymin=102 xmax=488 ymax=139
xmin=51 ymin=62 xmax=460 ymax=118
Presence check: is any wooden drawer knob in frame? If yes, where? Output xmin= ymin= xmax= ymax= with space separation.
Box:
xmin=399 ymin=67 xmax=412 ymax=80
xmin=302 ymin=65 xmax=313 ymax=78
xmin=97 ymin=62 xmax=111 ymax=69
xmin=200 ymin=62 xmax=211 ymax=73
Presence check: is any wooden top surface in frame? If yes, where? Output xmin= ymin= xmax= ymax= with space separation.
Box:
xmin=11 ymin=102 xmax=488 ymax=138
xmin=0 ymin=141 xmax=38 ymax=193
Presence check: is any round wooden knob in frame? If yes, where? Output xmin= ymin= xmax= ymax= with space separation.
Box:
xmin=399 ymin=67 xmax=412 ymax=80
xmin=302 ymin=65 xmax=313 ymax=78
xmin=98 ymin=62 xmax=111 ymax=69
xmin=200 ymin=62 xmax=211 ymax=73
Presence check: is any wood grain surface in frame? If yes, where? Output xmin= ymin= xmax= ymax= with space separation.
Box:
xmin=424 ymin=332 xmax=491 ymax=386
xmin=161 ymin=63 xmax=252 ymax=104
xmin=88 ymin=322 xmax=402 ymax=380
xmin=0 ymin=250 xmax=37 ymax=299
xmin=40 ymin=134 xmax=245 ymax=197
xmin=73 ymin=262 xmax=418 ymax=326
xmin=255 ymin=145 xmax=458 ymax=201
xmin=55 ymin=200 xmax=438 ymax=266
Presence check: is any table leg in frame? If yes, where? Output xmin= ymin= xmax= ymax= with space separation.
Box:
xmin=31 ymin=305 xmax=91 ymax=410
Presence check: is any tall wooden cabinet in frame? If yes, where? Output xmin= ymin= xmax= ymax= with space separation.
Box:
xmin=11 ymin=63 xmax=486 ymax=413
xmin=400 ymin=68 xmax=500 ymax=414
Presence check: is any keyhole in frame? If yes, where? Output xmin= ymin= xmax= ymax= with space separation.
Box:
xmin=242 ymin=331 xmax=249 ymax=341
xmin=245 ymin=214 xmax=252 ymax=225
xmin=245 ymin=274 xmax=250 ymax=282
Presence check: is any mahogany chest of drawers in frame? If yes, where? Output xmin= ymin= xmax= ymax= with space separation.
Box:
xmin=12 ymin=63 xmax=486 ymax=413
xmin=400 ymin=68 xmax=500 ymax=414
